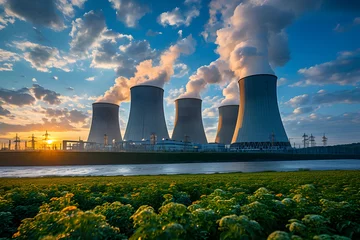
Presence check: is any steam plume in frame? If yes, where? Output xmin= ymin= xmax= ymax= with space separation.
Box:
xmin=98 ymin=35 xmax=196 ymax=104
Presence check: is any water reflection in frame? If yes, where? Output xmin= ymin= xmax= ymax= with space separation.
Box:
xmin=0 ymin=159 xmax=359 ymax=178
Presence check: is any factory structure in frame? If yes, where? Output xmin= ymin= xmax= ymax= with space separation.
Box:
xmin=3 ymin=73 xmax=352 ymax=153
xmin=80 ymin=74 xmax=291 ymax=152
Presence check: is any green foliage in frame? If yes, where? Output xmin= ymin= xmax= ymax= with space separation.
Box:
xmin=0 ymin=170 xmax=359 ymax=239
xmin=14 ymin=206 xmax=124 ymax=240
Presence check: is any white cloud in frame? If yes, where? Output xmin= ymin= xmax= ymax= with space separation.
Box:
xmin=109 ymin=0 xmax=149 ymax=27
xmin=32 ymin=77 xmax=37 ymax=82
xmin=12 ymin=41 xmax=72 ymax=72
xmin=85 ymin=76 xmax=95 ymax=81
xmin=0 ymin=49 xmax=20 ymax=71
xmin=297 ymin=49 xmax=360 ymax=86
xmin=69 ymin=10 xmax=132 ymax=57
xmin=277 ymin=77 xmax=287 ymax=86
xmin=158 ymin=6 xmax=200 ymax=27
xmin=53 ymin=76 xmax=58 ymax=80
xmin=173 ymin=63 xmax=189 ymax=78
xmin=165 ymin=87 xmax=185 ymax=105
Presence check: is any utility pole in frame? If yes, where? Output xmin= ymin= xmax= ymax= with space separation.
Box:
xmin=322 ymin=134 xmax=328 ymax=146
xmin=14 ymin=134 xmax=20 ymax=151
xmin=302 ymin=133 xmax=308 ymax=148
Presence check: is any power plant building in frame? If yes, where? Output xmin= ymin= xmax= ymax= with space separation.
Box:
xmin=124 ymin=85 xmax=169 ymax=141
xmin=232 ymin=74 xmax=290 ymax=149
xmin=172 ymin=98 xmax=207 ymax=144
xmin=215 ymin=105 xmax=239 ymax=144
xmin=87 ymin=102 xmax=122 ymax=144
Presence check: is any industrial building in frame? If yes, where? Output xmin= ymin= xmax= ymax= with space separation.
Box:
xmin=231 ymin=74 xmax=290 ymax=149
xmin=172 ymin=98 xmax=207 ymax=144
xmin=87 ymin=102 xmax=122 ymax=144
xmin=215 ymin=105 xmax=239 ymax=144
xmin=124 ymin=85 xmax=169 ymax=141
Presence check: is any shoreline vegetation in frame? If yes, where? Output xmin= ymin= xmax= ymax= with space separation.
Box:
xmin=1 ymin=171 xmax=359 ymax=239
xmin=0 ymin=151 xmax=359 ymax=166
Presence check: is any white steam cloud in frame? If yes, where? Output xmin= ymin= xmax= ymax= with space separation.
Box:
xmin=181 ymin=0 xmax=321 ymax=103
xmin=179 ymin=59 xmax=235 ymax=99
xmin=98 ymin=35 xmax=196 ymax=104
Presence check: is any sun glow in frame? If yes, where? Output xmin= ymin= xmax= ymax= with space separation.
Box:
xmin=47 ymin=140 xmax=53 ymax=145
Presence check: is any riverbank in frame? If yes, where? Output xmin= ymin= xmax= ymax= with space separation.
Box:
xmin=0 ymin=151 xmax=359 ymax=166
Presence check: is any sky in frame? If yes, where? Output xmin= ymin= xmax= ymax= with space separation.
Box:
xmin=0 ymin=0 xmax=359 ymax=147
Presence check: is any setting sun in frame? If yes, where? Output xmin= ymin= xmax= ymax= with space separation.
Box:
xmin=47 ymin=140 xmax=53 ymax=145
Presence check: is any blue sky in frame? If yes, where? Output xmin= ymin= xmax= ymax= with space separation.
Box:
xmin=0 ymin=0 xmax=359 ymax=146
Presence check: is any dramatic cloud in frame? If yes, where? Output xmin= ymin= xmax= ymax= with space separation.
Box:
xmin=90 ymin=39 xmax=152 ymax=78
xmin=286 ymin=88 xmax=360 ymax=107
xmin=158 ymin=5 xmax=200 ymax=27
xmin=0 ymin=87 xmax=35 ymax=106
xmin=119 ymin=40 xmax=156 ymax=61
xmin=0 ymin=0 xmax=86 ymax=30
xmin=31 ymin=84 xmax=61 ymax=105
xmin=109 ymin=0 xmax=149 ymax=27
xmin=0 ymin=105 xmax=11 ymax=116
xmin=12 ymin=41 xmax=72 ymax=72
xmin=43 ymin=107 xmax=88 ymax=123
xmin=296 ymin=49 xmax=360 ymax=86
xmin=180 ymin=59 xmax=235 ymax=99
xmin=0 ymin=49 xmax=20 ymax=71
xmin=69 ymin=10 xmax=132 ymax=57
xmin=99 ymin=35 xmax=196 ymax=104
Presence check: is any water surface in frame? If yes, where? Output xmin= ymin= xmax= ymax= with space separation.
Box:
xmin=0 ymin=159 xmax=359 ymax=178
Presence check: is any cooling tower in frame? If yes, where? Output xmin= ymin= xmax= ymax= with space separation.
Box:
xmin=172 ymin=98 xmax=207 ymax=144
xmin=232 ymin=74 xmax=290 ymax=148
xmin=124 ymin=85 xmax=169 ymax=141
xmin=87 ymin=102 xmax=122 ymax=144
xmin=215 ymin=105 xmax=239 ymax=144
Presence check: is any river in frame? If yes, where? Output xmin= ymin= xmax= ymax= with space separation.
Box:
xmin=0 ymin=159 xmax=359 ymax=178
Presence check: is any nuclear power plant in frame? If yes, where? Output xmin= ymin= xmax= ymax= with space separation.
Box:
xmin=172 ymin=98 xmax=207 ymax=144
xmin=231 ymin=74 xmax=290 ymax=149
xmin=124 ymin=85 xmax=169 ymax=141
xmin=215 ymin=105 xmax=239 ymax=144
xmin=87 ymin=102 xmax=122 ymax=144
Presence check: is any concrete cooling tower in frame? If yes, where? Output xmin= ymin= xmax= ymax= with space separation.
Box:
xmin=215 ymin=105 xmax=239 ymax=144
xmin=232 ymin=74 xmax=290 ymax=149
xmin=172 ymin=98 xmax=207 ymax=144
xmin=87 ymin=102 xmax=122 ymax=144
xmin=124 ymin=85 xmax=169 ymax=141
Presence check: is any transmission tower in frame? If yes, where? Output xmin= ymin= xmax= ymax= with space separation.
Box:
xmin=14 ymin=134 xmax=20 ymax=151
xmin=302 ymin=133 xmax=308 ymax=148
xmin=28 ymin=134 xmax=37 ymax=150
xmin=322 ymin=134 xmax=328 ymax=146
xmin=309 ymin=134 xmax=316 ymax=147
